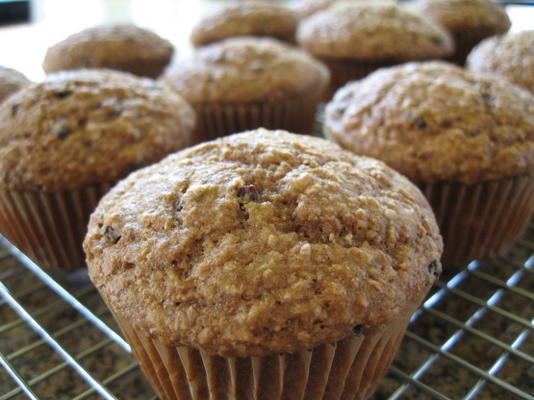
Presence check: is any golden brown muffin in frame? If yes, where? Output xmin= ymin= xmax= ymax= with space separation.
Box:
xmin=297 ymin=2 xmax=453 ymax=96
xmin=0 ymin=69 xmax=196 ymax=270
xmin=295 ymin=0 xmax=395 ymax=19
xmin=84 ymin=128 xmax=442 ymax=399
xmin=163 ymin=37 xmax=329 ymax=140
xmin=43 ymin=24 xmax=174 ymax=78
xmin=325 ymin=61 xmax=534 ymax=265
xmin=191 ymin=1 xmax=298 ymax=47
xmin=0 ymin=66 xmax=30 ymax=103
xmin=467 ymin=30 xmax=534 ymax=94
xmin=410 ymin=0 xmax=510 ymax=65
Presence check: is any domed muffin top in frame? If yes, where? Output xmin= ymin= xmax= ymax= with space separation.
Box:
xmin=297 ymin=2 xmax=453 ymax=60
xmin=0 ymin=69 xmax=196 ymax=191
xmin=325 ymin=62 xmax=534 ymax=184
xmin=468 ymin=30 xmax=534 ymax=93
xmin=84 ymin=129 xmax=442 ymax=356
xmin=191 ymin=1 xmax=297 ymax=47
xmin=163 ymin=37 xmax=329 ymax=105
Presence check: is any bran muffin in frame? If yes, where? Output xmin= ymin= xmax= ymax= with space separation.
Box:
xmin=295 ymin=0 xmax=395 ymax=20
xmin=0 ymin=66 xmax=30 ymax=103
xmin=410 ymin=0 xmax=511 ymax=65
xmin=163 ymin=37 xmax=329 ymax=141
xmin=84 ymin=128 xmax=442 ymax=400
xmin=43 ymin=24 xmax=174 ymax=78
xmin=191 ymin=1 xmax=298 ymax=47
xmin=467 ymin=30 xmax=534 ymax=94
xmin=297 ymin=2 xmax=453 ymax=96
xmin=0 ymin=69 xmax=196 ymax=270
xmin=325 ymin=61 xmax=534 ymax=266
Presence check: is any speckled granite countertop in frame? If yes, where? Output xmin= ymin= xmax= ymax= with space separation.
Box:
xmin=0 ymin=223 xmax=532 ymax=399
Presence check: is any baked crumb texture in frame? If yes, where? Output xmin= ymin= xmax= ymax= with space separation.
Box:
xmin=0 ymin=66 xmax=30 ymax=103
xmin=42 ymin=24 xmax=174 ymax=78
xmin=191 ymin=1 xmax=298 ymax=47
xmin=325 ymin=61 xmax=534 ymax=185
xmin=468 ymin=30 xmax=534 ymax=94
xmin=0 ymin=69 xmax=196 ymax=192
xmin=85 ymin=129 xmax=442 ymax=357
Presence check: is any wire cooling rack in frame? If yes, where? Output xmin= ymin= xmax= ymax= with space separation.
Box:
xmin=0 ymin=221 xmax=533 ymax=400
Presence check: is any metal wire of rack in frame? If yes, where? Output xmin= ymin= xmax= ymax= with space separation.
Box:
xmin=0 ymin=220 xmax=533 ymax=400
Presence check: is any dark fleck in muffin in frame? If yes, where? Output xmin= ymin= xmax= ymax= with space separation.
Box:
xmin=0 ymin=69 xmax=196 ymax=270
xmin=43 ymin=24 xmax=174 ymax=78
xmin=0 ymin=66 xmax=30 ymax=103
xmin=325 ymin=61 xmax=534 ymax=266
xmin=409 ymin=0 xmax=511 ymax=65
xmin=295 ymin=0 xmax=395 ymax=20
xmin=297 ymin=2 xmax=453 ymax=97
xmin=467 ymin=30 xmax=534 ymax=94
xmin=191 ymin=1 xmax=298 ymax=47
xmin=84 ymin=128 xmax=442 ymax=400
xmin=163 ymin=37 xmax=329 ymax=141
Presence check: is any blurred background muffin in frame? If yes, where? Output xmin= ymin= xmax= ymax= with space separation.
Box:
xmin=324 ymin=61 xmax=534 ymax=266
xmin=297 ymin=2 xmax=453 ymax=97
xmin=43 ymin=24 xmax=174 ymax=78
xmin=409 ymin=0 xmax=511 ymax=65
xmin=84 ymin=128 xmax=442 ymax=400
xmin=191 ymin=1 xmax=298 ymax=47
xmin=467 ymin=30 xmax=534 ymax=94
xmin=0 ymin=69 xmax=196 ymax=270
xmin=294 ymin=0 xmax=396 ymax=19
xmin=0 ymin=65 xmax=30 ymax=103
xmin=163 ymin=37 xmax=329 ymax=141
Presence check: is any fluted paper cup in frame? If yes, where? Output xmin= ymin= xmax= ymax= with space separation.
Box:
xmin=419 ymin=174 xmax=534 ymax=267
xmin=0 ymin=182 xmax=114 ymax=270
xmin=111 ymin=297 xmax=424 ymax=400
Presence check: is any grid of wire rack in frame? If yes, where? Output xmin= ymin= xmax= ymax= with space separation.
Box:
xmin=0 ymin=219 xmax=532 ymax=400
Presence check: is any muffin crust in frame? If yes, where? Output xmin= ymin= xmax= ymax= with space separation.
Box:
xmin=191 ymin=1 xmax=297 ymax=47
xmin=43 ymin=25 xmax=174 ymax=78
xmin=163 ymin=37 xmax=329 ymax=105
xmin=0 ymin=66 xmax=30 ymax=103
xmin=468 ymin=30 xmax=534 ymax=93
xmin=325 ymin=62 xmax=534 ymax=184
xmin=0 ymin=69 xmax=196 ymax=191
xmin=84 ymin=129 xmax=442 ymax=356
xmin=297 ymin=2 xmax=453 ymax=60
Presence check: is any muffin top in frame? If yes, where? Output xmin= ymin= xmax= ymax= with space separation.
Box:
xmin=0 ymin=69 xmax=196 ymax=192
xmin=325 ymin=62 xmax=534 ymax=184
xmin=42 ymin=24 xmax=173 ymax=75
xmin=410 ymin=0 xmax=510 ymax=33
xmin=295 ymin=0 xmax=395 ymax=20
xmin=0 ymin=66 xmax=30 ymax=103
xmin=297 ymin=2 xmax=453 ymax=60
xmin=163 ymin=37 xmax=329 ymax=105
xmin=84 ymin=129 xmax=442 ymax=357
xmin=467 ymin=31 xmax=534 ymax=93
xmin=191 ymin=1 xmax=298 ymax=47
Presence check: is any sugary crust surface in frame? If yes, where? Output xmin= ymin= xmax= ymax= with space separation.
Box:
xmin=467 ymin=30 xmax=534 ymax=93
xmin=42 ymin=24 xmax=173 ymax=75
xmin=84 ymin=129 xmax=442 ymax=357
xmin=162 ymin=37 xmax=329 ymax=104
xmin=295 ymin=0 xmax=395 ymax=19
xmin=296 ymin=2 xmax=453 ymax=60
xmin=0 ymin=66 xmax=30 ymax=103
xmin=191 ymin=1 xmax=297 ymax=47
xmin=325 ymin=62 xmax=534 ymax=184
xmin=0 ymin=69 xmax=196 ymax=191
xmin=410 ymin=0 xmax=510 ymax=33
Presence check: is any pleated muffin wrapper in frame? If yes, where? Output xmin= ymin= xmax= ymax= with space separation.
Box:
xmin=321 ymin=58 xmax=398 ymax=100
xmin=111 ymin=294 xmax=426 ymax=400
xmin=195 ymin=83 xmax=326 ymax=142
xmin=0 ymin=182 xmax=114 ymax=271
xmin=419 ymin=173 xmax=534 ymax=267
